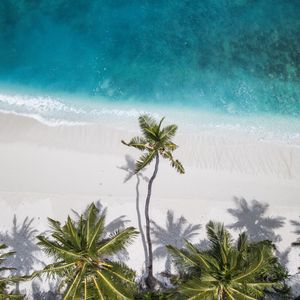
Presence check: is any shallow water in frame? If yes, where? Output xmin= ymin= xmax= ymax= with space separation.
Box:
xmin=0 ymin=0 xmax=299 ymax=117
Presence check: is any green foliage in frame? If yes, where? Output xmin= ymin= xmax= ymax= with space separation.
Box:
xmin=167 ymin=221 xmax=287 ymax=300
xmin=122 ymin=114 xmax=184 ymax=174
xmin=34 ymin=203 xmax=138 ymax=300
xmin=0 ymin=244 xmax=24 ymax=299
xmin=134 ymin=290 xmax=168 ymax=300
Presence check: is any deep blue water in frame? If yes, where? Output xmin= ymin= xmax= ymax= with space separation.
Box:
xmin=0 ymin=0 xmax=300 ymax=116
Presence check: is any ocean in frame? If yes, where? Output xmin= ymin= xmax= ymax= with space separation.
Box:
xmin=0 ymin=0 xmax=299 ymax=142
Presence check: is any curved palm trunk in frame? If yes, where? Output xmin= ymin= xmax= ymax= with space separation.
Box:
xmin=145 ymin=154 xmax=159 ymax=290
xmin=135 ymin=174 xmax=149 ymax=271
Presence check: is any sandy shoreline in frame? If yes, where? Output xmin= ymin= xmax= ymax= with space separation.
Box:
xmin=0 ymin=111 xmax=300 ymax=279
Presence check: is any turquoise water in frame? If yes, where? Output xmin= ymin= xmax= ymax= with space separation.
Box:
xmin=0 ymin=1 xmax=300 ymax=116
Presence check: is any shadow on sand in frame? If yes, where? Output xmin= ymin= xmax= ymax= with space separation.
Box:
xmin=0 ymin=215 xmax=43 ymax=293
xmin=227 ymin=196 xmax=285 ymax=243
xmin=151 ymin=210 xmax=201 ymax=273
xmin=291 ymin=217 xmax=300 ymax=246
xmin=31 ymin=279 xmax=60 ymax=300
xmin=227 ymin=197 xmax=290 ymax=267
xmin=119 ymin=154 xmax=149 ymax=270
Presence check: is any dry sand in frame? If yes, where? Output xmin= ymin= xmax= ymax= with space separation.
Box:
xmin=0 ymin=111 xmax=299 ymax=282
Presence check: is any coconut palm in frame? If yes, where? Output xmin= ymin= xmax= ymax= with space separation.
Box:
xmin=72 ymin=199 xmax=131 ymax=261
xmin=122 ymin=114 xmax=184 ymax=289
xmin=167 ymin=221 xmax=282 ymax=300
xmin=33 ymin=203 xmax=138 ymax=300
xmin=151 ymin=210 xmax=200 ymax=273
xmin=0 ymin=243 xmax=24 ymax=299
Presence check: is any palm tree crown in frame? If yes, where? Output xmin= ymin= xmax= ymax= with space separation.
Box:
xmin=122 ymin=114 xmax=184 ymax=174
xmin=34 ymin=203 xmax=138 ymax=300
xmin=167 ymin=221 xmax=282 ymax=300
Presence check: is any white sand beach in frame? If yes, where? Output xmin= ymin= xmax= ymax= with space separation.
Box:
xmin=0 ymin=111 xmax=300 ymax=282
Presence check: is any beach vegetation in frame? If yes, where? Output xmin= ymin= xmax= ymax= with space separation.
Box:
xmin=33 ymin=203 xmax=138 ymax=300
xmin=122 ymin=114 xmax=184 ymax=290
xmin=166 ymin=221 xmax=288 ymax=300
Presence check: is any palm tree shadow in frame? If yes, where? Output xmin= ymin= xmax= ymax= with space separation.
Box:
xmin=73 ymin=199 xmax=131 ymax=261
xmin=275 ymin=247 xmax=291 ymax=268
xmin=32 ymin=279 xmax=60 ymax=300
xmin=291 ymin=217 xmax=300 ymax=246
xmin=151 ymin=210 xmax=201 ymax=274
xmin=291 ymin=216 xmax=300 ymax=271
xmin=0 ymin=215 xmax=44 ymax=292
xmin=227 ymin=197 xmax=285 ymax=243
xmin=118 ymin=154 xmax=149 ymax=270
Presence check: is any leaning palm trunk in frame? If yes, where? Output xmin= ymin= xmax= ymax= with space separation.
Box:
xmin=145 ymin=154 xmax=159 ymax=289
xmin=136 ymin=174 xmax=149 ymax=271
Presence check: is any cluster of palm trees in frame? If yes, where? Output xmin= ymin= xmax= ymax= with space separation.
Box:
xmin=0 ymin=205 xmax=289 ymax=299
xmin=0 ymin=115 xmax=296 ymax=299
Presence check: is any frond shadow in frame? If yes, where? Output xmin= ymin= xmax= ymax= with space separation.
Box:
xmin=291 ymin=216 xmax=300 ymax=271
xmin=0 ymin=215 xmax=44 ymax=292
xmin=291 ymin=217 xmax=300 ymax=246
xmin=151 ymin=210 xmax=201 ymax=273
xmin=227 ymin=197 xmax=285 ymax=243
xmin=32 ymin=279 xmax=61 ymax=300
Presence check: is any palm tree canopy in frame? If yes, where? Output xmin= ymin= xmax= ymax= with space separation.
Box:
xmin=167 ymin=221 xmax=283 ymax=300
xmin=34 ymin=203 xmax=138 ymax=300
xmin=122 ymin=114 xmax=184 ymax=174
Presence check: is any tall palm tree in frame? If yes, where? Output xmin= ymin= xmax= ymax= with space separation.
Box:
xmin=167 ymin=221 xmax=282 ymax=300
xmin=151 ymin=210 xmax=200 ymax=273
xmin=122 ymin=114 xmax=184 ymax=289
xmin=33 ymin=203 xmax=138 ymax=300
xmin=0 ymin=243 xmax=24 ymax=299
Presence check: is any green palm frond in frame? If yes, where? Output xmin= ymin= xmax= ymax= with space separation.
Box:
xmin=160 ymin=124 xmax=178 ymax=141
xmin=166 ymin=245 xmax=198 ymax=270
xmin=167 ymin=222 xmax=283 ymax=300
xmin=37 ymin=236 xmax=84 ymax=261
xmin=138 ymin=114 xmax=157 ymax=132
xmin=121 ymin=137 xmax=148 ymax=151
xmin=97 ymin=227 xmax=138 ymax=256
xmin=0 ymin=293 xmax=24 ymax=299
xmin=86 ymin=204 xmax=105 ymax=250
xmin=177 ymin=277 xmax=216 ymax=299
xmin=165 ymin=141 xmax=178 ymax=151
xmin=34 ymin=203 xmax=138 ymax=300
xmin=161 ymin=150 xmax=184 ymax=174
xmin=122 ymin=114 xmax=184 ymax=175
xmin=135 ymin=151 xmax=156 ymax=173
